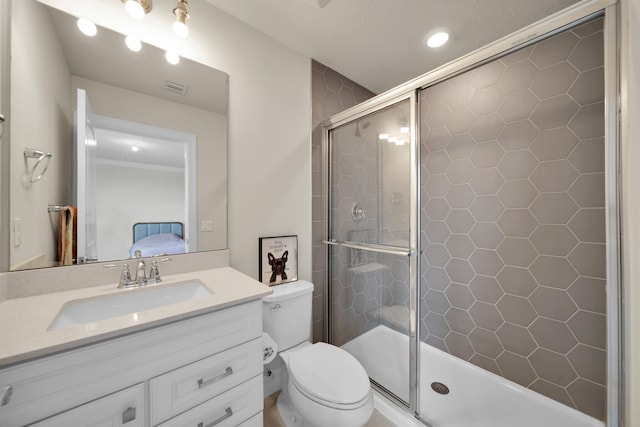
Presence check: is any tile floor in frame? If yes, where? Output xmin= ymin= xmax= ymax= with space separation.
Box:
xmin=263 ymin=392 xmax=397 ymax=427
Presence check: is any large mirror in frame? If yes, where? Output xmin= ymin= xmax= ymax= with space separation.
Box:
xmin=8 ymin=0 xmax=228 ymax=270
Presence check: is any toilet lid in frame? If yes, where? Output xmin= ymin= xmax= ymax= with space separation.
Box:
xmin=288 ymin=342 xmax=370 ymax=407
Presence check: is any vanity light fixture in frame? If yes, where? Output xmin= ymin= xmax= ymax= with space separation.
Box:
xmin=165 ymin=50 xmax=180 ymax=65
xmin=173 ymin=0 xmax=190 ymax=39
xmin=378 ymin=133 xmax=389 ymax=140
xmin=125 ymin=35 xmax=142 ymax=52
xmin=123 ymin=0 xmax=152 ymax=20
xmin=77 ymin=18 xmax=97 ymax=37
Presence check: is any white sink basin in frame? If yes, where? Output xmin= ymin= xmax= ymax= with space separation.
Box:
xmin=49 ymin=280 xmax=213 ymax=330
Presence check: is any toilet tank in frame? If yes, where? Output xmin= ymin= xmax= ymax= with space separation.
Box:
xmin=263 ymin=280 xmax=314 ymax=351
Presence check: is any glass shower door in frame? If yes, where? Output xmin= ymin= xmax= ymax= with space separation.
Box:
xmin=326 ymin=97 xmax=419 ymax=407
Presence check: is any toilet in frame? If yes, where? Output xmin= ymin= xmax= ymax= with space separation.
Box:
xmin=263 ymin=280 xmax=374 ymax=427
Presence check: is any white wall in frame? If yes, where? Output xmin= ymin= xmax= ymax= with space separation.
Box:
xmin=621 ymin=1 xmax=639 ymax=425
xmin=96 ymin=163 xmax=184 ymax=260
xmin=10 ymin=0 xmax=73 ymax=269
xmin=41 ymin=0 xmax=312 ymax=282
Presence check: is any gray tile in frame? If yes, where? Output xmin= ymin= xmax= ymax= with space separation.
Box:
xmin=445 ymin=258 xmax=475 ymax=284
xmin=425 ymin=334 xmax=448 ymax=352
xmin=529 ymin=160 xmax=579 ymax=192
xmin=470 ymin=86 xmax=505 ymax=116
xmin=530 ymin=95 xmax=580 ymax=130
xmin=469 ymin=168 xmax=505 ymax=195
xmin=568 ymin=32 xmax=604 ymax=71
xmin=496 ymin=266 xmax=538 ymax=297
xmin=470 ymin=141 xmax=505 ymax=168
xmin=496 ymin=322 xmax=537 ymax=356
xmin=567 ymin=344 xmax=606 ymax=385
xmin=469 ymin=354 xmax=502 ymax=376
xmin=425 ymin=198 xmax=451 ymax=220
xmin=497 ymin=209 xmax=538 ymax=238
xmin=424 ymin=103 xmax=452 ymax=128
xmin=529 ymin=379 xmax=577 ymax=408
xmin=469 ymin=328 xmax=504 ymax=358
xmin=426 ymin=150 xmax=452 ymax=174
xmin=568 ymin=242 xmax=606 ymax=278
xmin=530 ymin=224 xmax=579 ymax=256
xmin=445 ymin=307 xmax=475 ymax=334
xmin=425 ymin=289 xmax=450 ymax=315
xmin=425 ymin=174 xmax=452 ymax=197
xmin=501 ymin=45 xmax=535 ymax=66
xmin=529 ymin=348 xmax=578 ymax=386
xmin=469 ymin=222 xmax=504 ymax=249
xmin=425 ymin=221 xmax=451 ymax=244
xmin=530 ymin=62 xmax=579 ymax=99
xmin=497 ymin=120 xmax=539 ymax=151
xmin=445 ymin=332 xmax=475 ymax=361
xmin=568 ymin=310 xmax=606 ymax=350
xmin=445 ymin=234 xmax=476 ymax=258
xmin=469 ymin=275 xmax=504 ymax=304
xmin=445 ymin=209 xmax=476 ymax=233
xmin=425 ymin=126 xmax=452 ymax=152
xmin=446 ymin=184 xmax=476 ymax=208
xmin=470 ymin=114 xmax=505 ymax=142
xmin=530 ymin=31 xmax=579 ymax=68
xmin=446 ymin=159 xmax=475 ymax=184
xmin=529 ymin=286 xmax=578 ymax=322
xmin=569 ymin=102 xmax=605 ymax=139
xmin=425 ymin=312 xmax=451 ymax=339
xmin=497 ymin=150 xmax=538 ymax=179
xmin=469 ymin=249 xmax=504 ymax=276
xmin=471 ymin=60 xmax=505 ymax=89
xmin=529 ymin=317 xmax=578 ymax=353
xmin=496 ymin=351 xmax=537 ymax=387
xmin=566 ymin=379 xmax=606 ymax=420
xmin=568 ymin=173 xmax=605 ymax=208
xmin=424 ymin=267 xmax=450 ymax=291
xmin=447 ymin=75 xmax=476 ymax=110
xmin=445 ymin=282 xmax=476 ymax=309
xmin=497 ymin=238 xmax=538 ymax=268
xmin=530 ymin=127 xmax=579 ymax=161
xmin=497 ymin=89 xmax=539 ymax=123
xmin=469 ymin=301 xmax=504 ymax=331
xmin=569 ymin=67 xmax=604 ymax=106
xmin=530 ymin=256 xmax=578 ymax=289
xmin=498 ymin=60 xmax=538 ymax=94
xmin=446 ymin=134 xmax=476 ymax=159
xmin=425 ymin=244 xmax=451 ymax=268
xmin=530 ymin=193 xmax=579 ymax=223
xmin=568 ymin=138 xmax=604 ymax=173
xmin=497 ymin=180 xmax=539 ymax=208
xmin=470 ymin=195 xmax=504 ymax=222
xmin=567 ymin=276 xmax=606 ymax=314
xmin=571 ymin=17 xmax=603 ymax=38
xmin=496 ymin=295 xmax=537 ymax=326
xmin=445 ymin=107 xmax=476 ymax=135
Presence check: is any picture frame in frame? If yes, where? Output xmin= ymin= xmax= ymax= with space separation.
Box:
xmin=259 ymin=235 xmax=298 ymax=286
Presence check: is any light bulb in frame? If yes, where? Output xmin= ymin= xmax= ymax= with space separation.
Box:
xmin=165 ymin=50 xmax=180 ymax=65
xmin=77 ymin=18 xmax=97 ymax=37
xmin=125 ymin=0 xmax=145 ymax=20
xmin=378 ymin=133 xmax=389 ymax=140
xmin=131 ymin=145 xmax=139 ymax=152
xmin=125 ymin=36 xmax=142 ymax=52
xmin=427 ymin=32 xmax=449 ymax=48
xmin=400 ymin=126 xmax=410 ymax=134
xmin=173 ymin=20 xmax=189 ymax=38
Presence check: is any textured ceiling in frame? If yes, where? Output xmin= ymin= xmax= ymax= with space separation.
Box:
xmin=206 ymin=0 xmax=581 ymax=94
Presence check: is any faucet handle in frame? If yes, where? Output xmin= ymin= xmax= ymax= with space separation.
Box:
xmin=148 ymin=257 xmax=172 ymax=284
xmin=104 ymin=263 xmax=133 ymax=288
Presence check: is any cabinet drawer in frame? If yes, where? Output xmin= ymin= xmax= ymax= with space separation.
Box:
xmin=31 ymin=383 xmax=145 ymax=427
xmin=150 ymin=338 xmax=263 ymax=425
xmin=237 ymin=412 xmax=263 ymax=427
xmin=157 ymin=375 xmax=262 ymax=427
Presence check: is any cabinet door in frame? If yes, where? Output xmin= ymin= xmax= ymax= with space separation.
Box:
xmin=30 ymin=384 xmax=144 ymax=427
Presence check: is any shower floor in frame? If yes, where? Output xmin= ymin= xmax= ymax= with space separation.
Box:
xmin=342 ymin=325 xmax=603 ymax=427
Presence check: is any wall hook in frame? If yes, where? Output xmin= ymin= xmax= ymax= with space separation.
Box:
xmin=24 ymin=148 xmax=52 ymax=183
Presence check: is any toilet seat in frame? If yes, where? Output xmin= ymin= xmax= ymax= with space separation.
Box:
xmin=287 ymin=342 xmax=371 ymax=410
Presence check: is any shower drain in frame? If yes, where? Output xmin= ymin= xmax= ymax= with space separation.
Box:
xmin=431 ymin=382 xmax=450 ymax=395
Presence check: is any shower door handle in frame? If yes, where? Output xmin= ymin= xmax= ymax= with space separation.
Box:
xmin=324 ymin=239 xmax=416 ymax=257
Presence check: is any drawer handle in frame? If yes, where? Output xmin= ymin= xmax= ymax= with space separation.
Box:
xmin=122 ymin=406 xmax=136 ymax=424
xmin=1 ymin=386 xmax=12 ymax=406
xmin=198 ymin=407 xmax=233 ymax=427
xmin=197 ymin=366 xmax=233 ymax=388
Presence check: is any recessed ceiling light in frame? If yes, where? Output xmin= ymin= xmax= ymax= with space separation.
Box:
xmin=378 ymin=133 xmax=390 ymax=140
xmin=400 ymin=126 xmax=410 ymax=134
xmin=165 ymin=50 xmax=180 ymax=65
xmin=77 ymin=18 xmax=97 ymax=37
xmin=125 ymin=36 xmax=142 ymax=52
xmin=131 ymin=145 xmax=140 ymax=152
xmin=427 ymin=31 xmax=449 ymax=48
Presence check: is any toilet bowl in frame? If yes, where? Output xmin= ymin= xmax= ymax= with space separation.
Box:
xmin=263 ymin=280 xmax=374 ymax=427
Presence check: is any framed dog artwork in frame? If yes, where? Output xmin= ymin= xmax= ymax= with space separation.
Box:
xmin=258 ymin=235 xmax=298 ymax=286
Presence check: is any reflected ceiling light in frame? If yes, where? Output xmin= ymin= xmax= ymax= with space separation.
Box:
xmin=77 ymin=18 xmax=97 ymax=37
xmin=400 ymin=126 xmax=409 ymax=134
xmin=378 ymin=133 xmax=389 ymax=140
xmin=173 ymin=0 xmax=190 ymax=39
xmin=123 ymin=0 xmax=152 ymax=20
xmin=388 ymin=136 xmax=398 ymax=143
xmin=125 ymin=35 xmax=142 ymax=52
xmin=131 ymin=145 xmax=140 ymax=152
xmin=165 ymin=50 xmax=180 ymax=65
xmin=395 ymin=139 xmax=405 ymax=146
xmin=427 ymin=31 xmax=449 ymax=48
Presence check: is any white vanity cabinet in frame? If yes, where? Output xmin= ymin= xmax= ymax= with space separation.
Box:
xmin=0 ymin=300 xmax=264 ymax=427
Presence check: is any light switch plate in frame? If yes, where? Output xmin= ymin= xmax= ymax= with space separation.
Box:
xmin=200 ymin=220 xmax=213 ymax=232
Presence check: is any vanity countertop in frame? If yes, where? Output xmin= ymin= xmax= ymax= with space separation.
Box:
xmin=0 ymin=267 xmax=272 ymax=368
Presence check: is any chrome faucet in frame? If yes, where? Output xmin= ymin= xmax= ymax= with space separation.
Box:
xmin=133 ymin=250 xmax=147 ymax=285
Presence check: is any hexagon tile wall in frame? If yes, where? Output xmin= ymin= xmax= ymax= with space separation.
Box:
xmin=420 ymin=17 xmax=606 ymax=419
